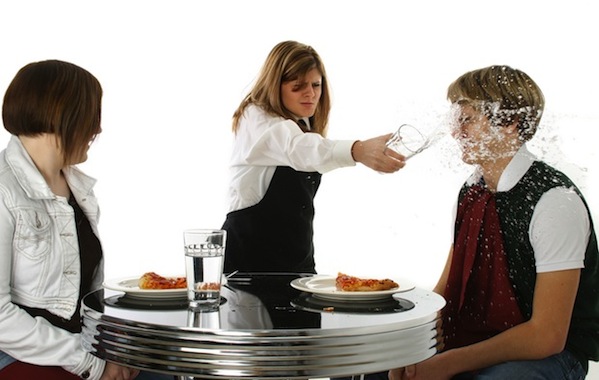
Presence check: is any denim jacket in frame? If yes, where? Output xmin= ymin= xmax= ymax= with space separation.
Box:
xmin=0 ymin=136 xmax=105 ymax=379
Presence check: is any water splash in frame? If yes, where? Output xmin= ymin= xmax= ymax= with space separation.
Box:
xmin=391 ymin=100 xmax=596 ymax=191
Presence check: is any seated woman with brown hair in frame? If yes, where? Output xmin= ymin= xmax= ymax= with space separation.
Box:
xmin=0 ymin=60 xmax=170 ymax=380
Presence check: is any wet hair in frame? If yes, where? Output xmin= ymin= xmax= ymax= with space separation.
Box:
xmin=232 ymin=40 xmax=331 ymax=137
xmin=447 ymin=65 xmax=544 ymax=142
xmin=3 ymin=59 xmax=103 ymax=164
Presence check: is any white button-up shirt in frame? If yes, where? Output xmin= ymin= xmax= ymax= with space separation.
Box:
xmin=226 ymin=104 xmax=356 ymax=212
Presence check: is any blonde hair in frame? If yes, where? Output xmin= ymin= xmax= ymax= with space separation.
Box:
xmin=447 ymin=65 xmax=544 ymax=142
xmin=232 ymin=41 xmax=331 ymax=137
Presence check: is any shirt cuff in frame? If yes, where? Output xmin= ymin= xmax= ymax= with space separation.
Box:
xmin=64 ymin=353 xmax=105 ymax=380
xmin=331 ymin=140 xmax=357 ymax=169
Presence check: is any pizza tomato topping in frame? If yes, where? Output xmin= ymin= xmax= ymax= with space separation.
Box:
xmin=335 ymin=272 xmax=399 ymax=292
xmin=138 ymin=272 xmax=187 ymax=290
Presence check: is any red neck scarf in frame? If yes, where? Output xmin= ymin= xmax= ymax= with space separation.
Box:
xmin=443 ymin=184 xmax=525 ymax=350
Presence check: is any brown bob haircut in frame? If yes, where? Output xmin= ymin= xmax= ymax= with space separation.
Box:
xmin=3 ymin=59 xmax=103 ymax=163
xmin=447 ymin=65 xmax=544 ymax=142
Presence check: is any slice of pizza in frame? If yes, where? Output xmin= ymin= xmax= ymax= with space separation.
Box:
xmin=138 ymin=272 xmax=187 ymax=290
xmin=335 ymin=272 xmax=399 ymax=292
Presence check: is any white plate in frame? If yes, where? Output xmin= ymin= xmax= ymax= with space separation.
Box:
xmin=103 ymin=276 xmax=187 ymax=299
xmin=290 ymin=275 xmax=415 ymax=301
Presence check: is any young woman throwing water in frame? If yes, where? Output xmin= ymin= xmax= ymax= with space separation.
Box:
xmin=221 ymin=40 xmax=405 ymax=275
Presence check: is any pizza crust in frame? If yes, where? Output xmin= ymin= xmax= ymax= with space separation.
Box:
xmin=335 ymin=272 xmax=399 ymax=292
xmin=138 ymin=272 xmax=187 ymax=290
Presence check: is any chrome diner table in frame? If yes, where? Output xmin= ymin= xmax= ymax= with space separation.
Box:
xmin=81 ymin=272 xmax=445 ymax=379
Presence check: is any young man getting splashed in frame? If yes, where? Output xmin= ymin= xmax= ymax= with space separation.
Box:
xmin=390 ymin=66 xmax=599 ymax=380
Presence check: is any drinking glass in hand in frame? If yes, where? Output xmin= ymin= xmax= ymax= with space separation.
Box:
xmin=386 ymin=124 xmax=428 ymax=159
xmin=183 ymin=229 xmax=226 ymax=310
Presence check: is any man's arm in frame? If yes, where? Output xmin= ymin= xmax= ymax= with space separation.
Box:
xmin=397 ymin=269 xmax=580 ymax=379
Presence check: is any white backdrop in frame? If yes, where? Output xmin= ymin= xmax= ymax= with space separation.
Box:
xmin=1 ymin=1 xmax=598 ymax=292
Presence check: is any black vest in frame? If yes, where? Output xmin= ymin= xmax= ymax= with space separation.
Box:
xmin=222 ymin=166 xmax=321 ymax=273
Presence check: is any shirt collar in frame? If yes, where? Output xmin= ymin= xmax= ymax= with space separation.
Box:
xmin=467 ymin=144 xmax=536 ymax=192
xmin=6 ymin=135 xmax=97 ymax=199
xmin=300 ymin=117 xmax=311 ymax=131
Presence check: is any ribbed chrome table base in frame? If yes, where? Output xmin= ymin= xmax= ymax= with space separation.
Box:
xmin=83 ymin=310 xmax=436 ymax=379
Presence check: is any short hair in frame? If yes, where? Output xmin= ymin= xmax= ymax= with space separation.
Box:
xmin=447 ymin=65 xmax=544 ymax=142
xmin=232 ymin=40 xmax=331 ymax=137
xmin=3 ymin=59 xmax=103 ymax=163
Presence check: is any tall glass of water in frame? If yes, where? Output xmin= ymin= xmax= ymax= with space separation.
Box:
xmin=183 ymin=229 xmax=226 ymax=309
